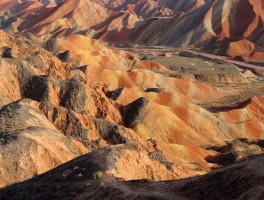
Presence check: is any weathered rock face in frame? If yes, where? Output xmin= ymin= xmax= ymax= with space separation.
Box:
xmin=55 ymin=33 xmax=264 ymax=173
xmin=0 ymin=30 xmax=213 ymax=188
xmin=0 ymin=99 xmax=88 ymax=188
xmin=122 ymin=97 xmax=149 ymax=128
xmin=0 ymin=24 xmax=263 ymax=198
xmin=0 ymin=30 xmax=124 ymax=187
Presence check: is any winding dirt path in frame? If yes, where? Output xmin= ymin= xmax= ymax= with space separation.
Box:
xmin=192 ymin=50 xmax=264 ymax=71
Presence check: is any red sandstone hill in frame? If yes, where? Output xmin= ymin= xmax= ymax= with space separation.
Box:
xmin=0 ymin=29 xmax=263 ymax=188
xmin=1 ymin=0 xmax=263 ymax=60
xmin=97 ymin=0 xmax=264 ymax=61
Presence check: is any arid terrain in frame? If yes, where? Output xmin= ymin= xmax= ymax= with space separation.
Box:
xmin=0 ymin=0 xmax=263 ymax=199
xmin=1 ymin=0 xmax=264 ymax=60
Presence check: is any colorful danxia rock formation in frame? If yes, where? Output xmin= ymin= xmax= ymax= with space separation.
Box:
xmin=1 ymin=0 xmax=263 ymax=60
xmin=0 ymin=0 xmax=263 ymax=199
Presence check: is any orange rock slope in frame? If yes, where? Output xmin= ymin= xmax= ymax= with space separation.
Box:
xmin=1 ymin=29 xmax=263 ymax=188
xmin=0 ymin=31 xmax=264 ymax=200
xmin=57 ymin=34 xmax=264 ymax=147
xmin=0 ymin=30 xmax=212 ymax=187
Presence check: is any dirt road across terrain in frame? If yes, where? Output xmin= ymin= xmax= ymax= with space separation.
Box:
xmin=193 ymin=50 xmax=264 ymax=71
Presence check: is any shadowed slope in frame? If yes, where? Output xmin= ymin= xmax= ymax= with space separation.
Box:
xmin=1 ymin=152 xmax=264 ymax=200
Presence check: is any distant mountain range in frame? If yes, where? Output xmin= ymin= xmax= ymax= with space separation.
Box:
xmin=0 ymin=0 xmax=263 ymax=60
